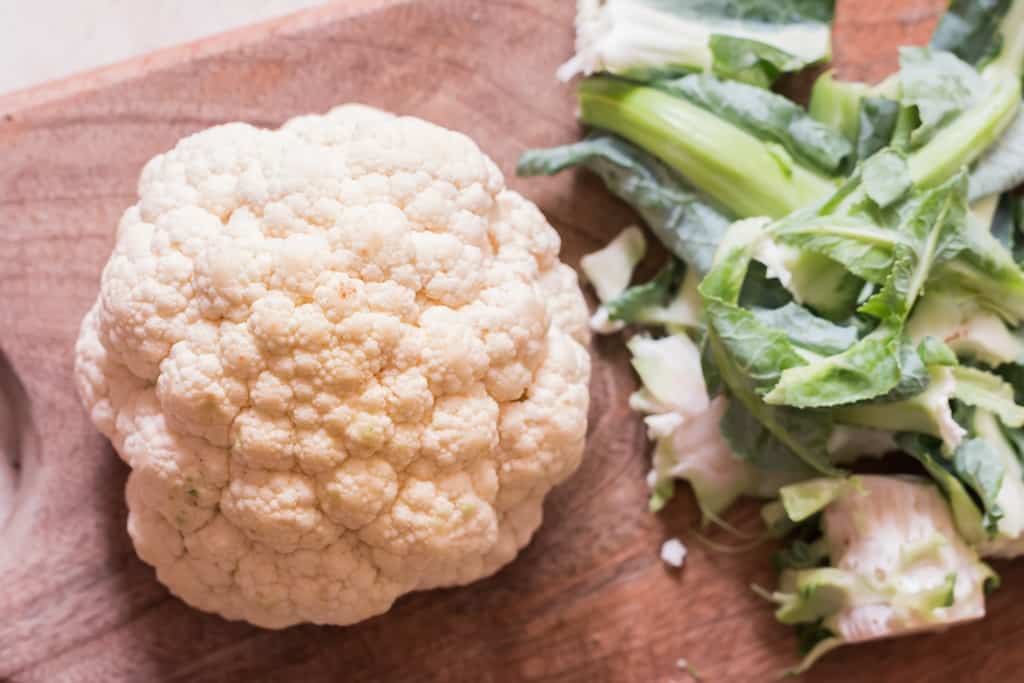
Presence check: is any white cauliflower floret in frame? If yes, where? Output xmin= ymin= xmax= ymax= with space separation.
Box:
xmin=74 ymin=105 xmax=591 ymax=628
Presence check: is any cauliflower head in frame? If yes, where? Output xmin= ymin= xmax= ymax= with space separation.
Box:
xmin=73 ymin=105 xmax=591 ymax=628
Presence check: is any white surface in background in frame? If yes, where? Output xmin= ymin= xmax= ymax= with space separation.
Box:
xmin=0 ymin=0 xmax=326 ymax=94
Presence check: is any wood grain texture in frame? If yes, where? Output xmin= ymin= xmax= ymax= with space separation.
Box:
xmin=1 ymin=1 xmax=1017 ymax=681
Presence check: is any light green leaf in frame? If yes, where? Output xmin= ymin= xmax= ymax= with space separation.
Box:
xmin=750 ymin=302 xmax=858 ymax=355
xmin=779 ymin=478 xmax=850 ymax=522
xmin=837 ymin=367 xmax=965 ymax=449
xmin=767 ymin=175 xmax=969 ymax=409
xmin=917 ymin=336 xmax=959 ymax=367
xmin=764 ymin=322 xmax=903 ymax=407
xmin=899 ymin=47 xmax=989 ymax=147
xmin=862 ymin=149 xmax=912 ymax=208
xmin=769 ymin=212 xmax=901 ymax=284
xmin=952 ymin=366 xmax=1024 ymax=427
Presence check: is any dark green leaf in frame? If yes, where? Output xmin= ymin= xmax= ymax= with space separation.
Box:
xmin=720 ymin=398 xmax=819 ymax=476
xmin=738 ymin=260 xmax=795 ymax=309
xmin=647 ymin=0 xmax=835 ymax=24
xmin=657 ymin=74 xmax=852 ymax=174
xmin=774 ymin=538 xmax=829 ymax=571
xmin=930 ymin=0 xmax=1012 ymax=66
xmin=702 ymin=337 xmax=724 ymax=397
xmin=899 ymin=432 xmax=1004 ymax=535
xmin=700 ymin=220 xmax=840 ymax=475
xmin=990 ymin=192 xmax=1018 ymax=251
xmin=954 ymin=437 xmax=1008 ymax=528
xmin=517 ymin=134 xmax=731 ymax=274
xmin=709 ymin=35 xmax=808 ymax=89
xmin=750 ymin=302 xmax=859 ymax=355
xmin=862 ymin=149 xmax=912 ymax=209
xmin=855 ymin=97 xmax=900 ymax=162
xmin=604 ymin=259 xmax=685 ymax=323
xmin=997 ymin=362 xmax=1024 ymax=404
xmin=796 ymin=621 xmax=836 ymax=656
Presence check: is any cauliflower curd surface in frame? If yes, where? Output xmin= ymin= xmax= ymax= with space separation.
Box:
xmin=74 ymin=105 xmax=591 ymax=627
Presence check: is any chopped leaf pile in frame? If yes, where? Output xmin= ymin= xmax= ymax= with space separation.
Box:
xmin=519 ymin=0 xmax=1024 ymax=671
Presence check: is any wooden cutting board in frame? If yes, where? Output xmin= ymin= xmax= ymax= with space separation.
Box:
xmin=2 ymin=1 xmax=1020 ymax=681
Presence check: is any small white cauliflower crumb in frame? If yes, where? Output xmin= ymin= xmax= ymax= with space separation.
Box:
xmin=73 ymin=104 xmax=592 ymax=629
xmin=660 ymin=538 xmax=688 ymax=568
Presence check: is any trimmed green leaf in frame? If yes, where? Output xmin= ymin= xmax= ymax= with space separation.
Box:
xmin=709 ymin=34 xmax=808 ymax=89
xmin=604 ymin=259 xmax=685 ymax=323
xmin=837 ymin=367 xmax=965 ymax=449
xmin=907 ymin=287 xmax=1024 ymax=366
xmin=866 ymin=336 xmax=932 ymax=404
xmin=769 ymin=213 xmax=901 ymax=284
xmin=750 ymin=303 xmax=858 ymax=355
xmin=701 ymin=219 xmax=839 ymax=475
xmin=855 ymin=97 xmax=901 ymax=162
xmin=953 ymin=437 xmax=1008 ymax=530
xmin=899 ymin=433 xmax=989 ymax=544
xmin=706 ymin=301 xmax=808 ymax=394
xmin=860 ymin=173 xmax=970 ymax=322
xmin=918 ymin=336 xmax=959 ymax=367
xmin=719 ymin=398 xmax=818 ymax=483
xmin=936 ymin=215 xmax=1024 ymax=323
xmin=768 ymin=174 xmax=969 ymax=409
xmin=517 ymin=134 xmax=730 ymax=274
xmin=779 ymin=478 xmax=850 ymax=521
xmin=765 ymin=322 xmax=904 ymax=407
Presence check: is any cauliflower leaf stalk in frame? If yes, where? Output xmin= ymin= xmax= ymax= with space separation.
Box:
xmin=557 ymin=0 xmax=835 ymax=88
xmin=762 ymin=476 xmax=996 ymax=673
xmin=627 ymin=333 xmax=813 ymax=520
xmin=74 ymin=105 xmax=593 ymax=628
